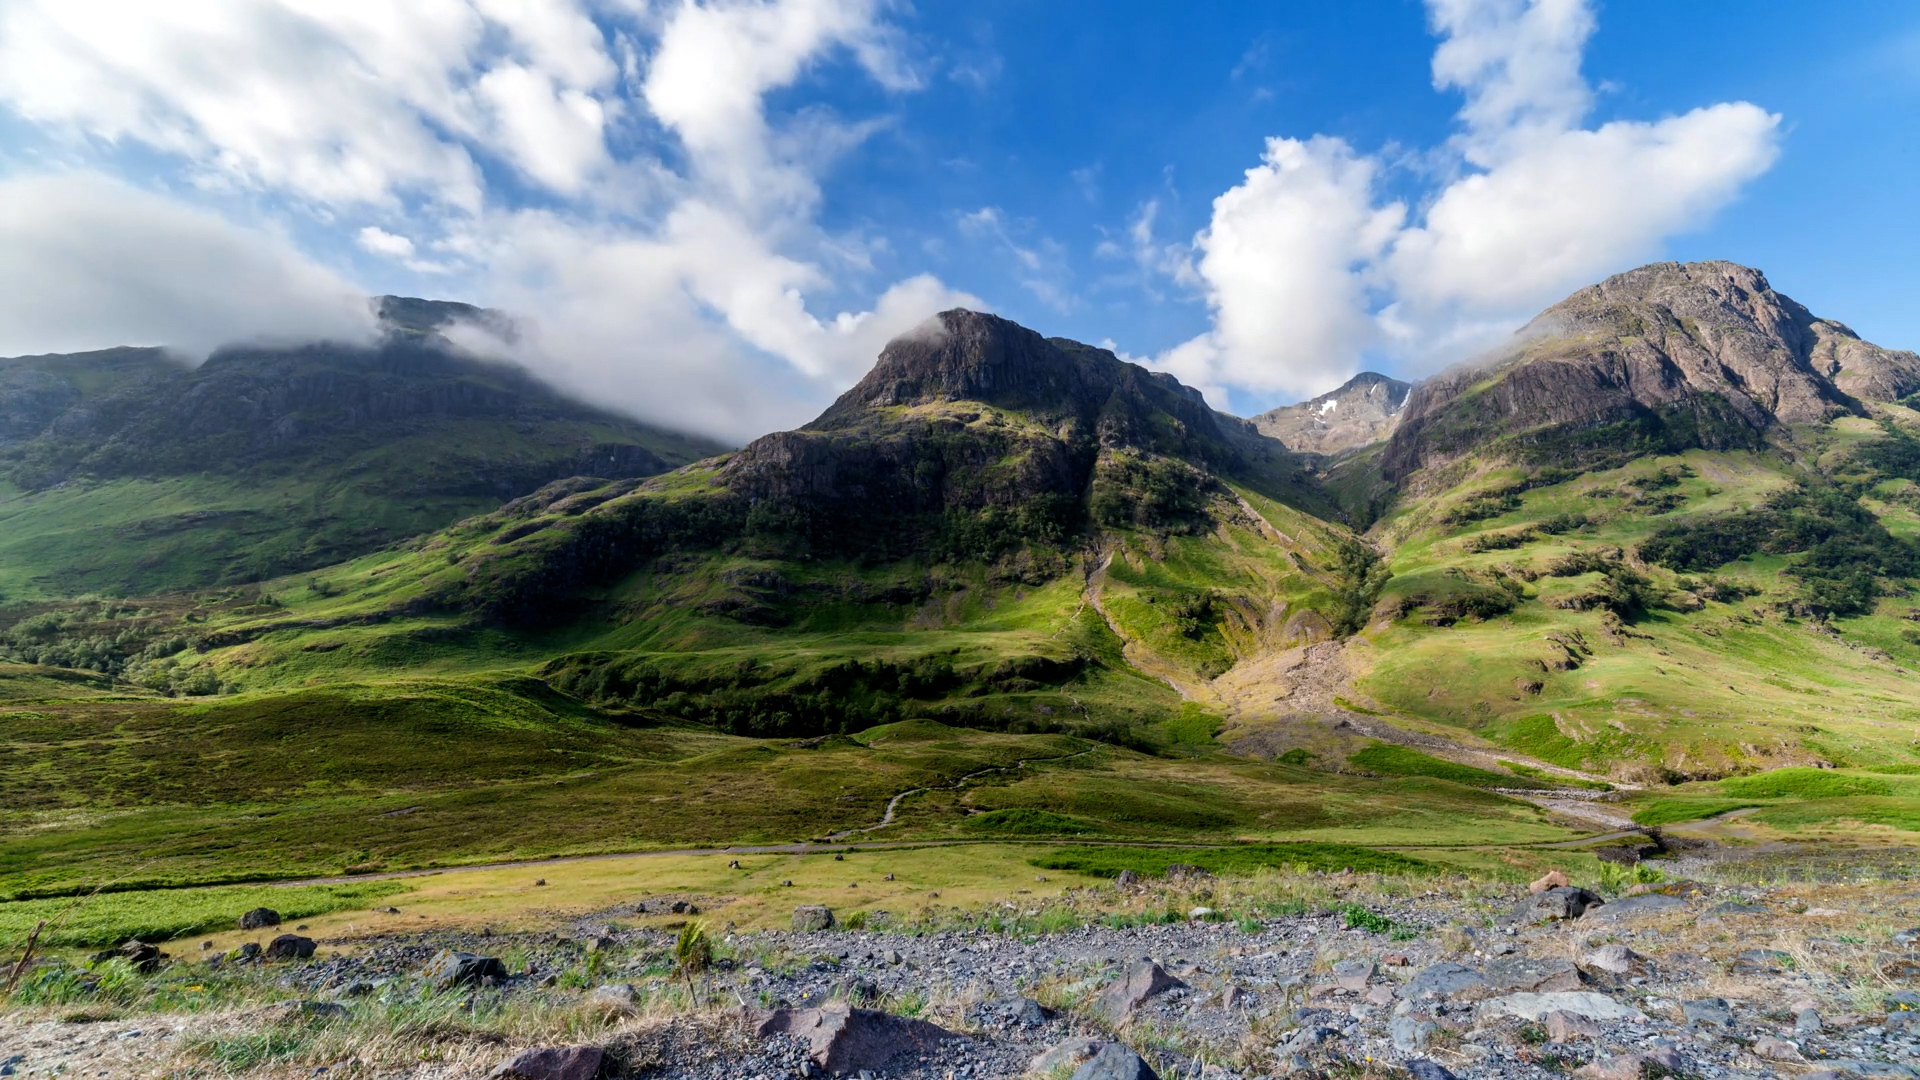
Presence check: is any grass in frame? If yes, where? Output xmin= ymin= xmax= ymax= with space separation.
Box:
xmin=1347 ymin=744 xmax=1515 ymax=788
xmin=1721 ymin=768 xmax=1894 ymax=799
xmin=1026 ymin=842 xmax=1431 ymax=879
xmin=0 ymin=881 xmax=411 ymax=950
xmin=1631 ymin=799 xmax=1764 ymax=827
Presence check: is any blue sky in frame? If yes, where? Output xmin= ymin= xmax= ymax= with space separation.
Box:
xmin=0 ymin=1 xmax=1913 ymax=438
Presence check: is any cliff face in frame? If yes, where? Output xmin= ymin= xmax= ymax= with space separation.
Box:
xmin=1253 ymin=372 xmax=1411 ymax=457
xmin=1383 ymin=262 xmax=1920 ymax=482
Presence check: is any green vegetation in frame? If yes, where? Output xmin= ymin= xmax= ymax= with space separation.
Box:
xmin=1630 ymin=799 xmax=1763 ymax=827
xmin=1347 ymin=744 xmax=1514 ymax=788
xmin=0 ymin=881 xmax=407 ymax=949
xmin=1721 ymin=768 xmax=1893 ymax=799
xmin=963 ymin=809 xmax=1096 ymax=835
xmin=1028 ymin=843 xmax=1431 ymax=879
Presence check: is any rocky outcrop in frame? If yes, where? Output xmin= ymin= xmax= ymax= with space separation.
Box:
xmin=1254 ymin=372 xmax=1411 ymax=457
xmin=1384 ymin=262 xmax=1920 ymax=482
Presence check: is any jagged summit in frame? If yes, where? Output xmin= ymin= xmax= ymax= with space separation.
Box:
xmin=1253 ymin=371 xmax=1412 ymax=457
xmin=1383 ymin=260 xmax=1920 ymax=482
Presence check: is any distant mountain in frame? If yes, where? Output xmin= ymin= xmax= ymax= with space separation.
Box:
xmin=0 ymin=297 xmax=725 ymax=599
xmin=1384 ymin=261 xmax=1920 ymax=484
xmin=1252 ymin=372 xmax=1411 ymax=457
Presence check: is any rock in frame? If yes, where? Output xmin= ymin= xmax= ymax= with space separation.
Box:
xmin=1530 ymin=870 xmax=1571 ymax=893
xmin=1483 ymin=956 xmax=1582 ymax=993
xmin=882 ymin=950 xmax=902 ymax=966
xmin=755 ymin=1003 xmax=953 ymax=1075
xmin=792 ymin=905 xmax=836 ymax=932
xmin=238 ymin=907 xmax=282 ymax=930
xmin=1030 ymin=1038 xmax=1106 ymax=1075
xmin=1894 ymin=928 xmax=1920 ymax=947
xmin=582 ymin=935 xmax=614 ymax=954
xmin=1364 ymin=983 xmax=1395 ymax=1007
xmin=1391 ymin=1015 xmax=1437 ymax=1052
xmin=1752 ymin=1036 xmax=1804 ymax=1062
xmin=1221 ymin=985 xmax=1252 ymax=1010
xmin=488 ymin=1046 xmax=604 ymax=1080
xmin=419 ymin=950 xmax=508 ymax=990
xmin=1705 ymin=901 xmax=1765 ymax=916
xmin=1731 ymin=947 xmax=1792 ymax=974
xmin=98 ymin=940 xmax=163 ymax=974
xmin=1164 ymin=864 xmax=1212 ymax=882
xmin=1478 ymin=992 xmax=1647 ymax=1023
xmin=590 ymin=984 xmax=638 ymax=1012
xmin=1579 ymin=892 xmax=1688 ymax=923
xmin=224 ymin=942 xmax=262 ymax=964
xmin=1507 ymin=886 xmax=1604 ymax=925
xmin=1399 ymin=962 xmax=1488 ymax=1002
xmin=1796 ymin=1007 xmax=1824 ymax=1035
xmin=976 ymin=996 xmax=1050 ymax=1028
xmin=331 ymin=980 xmax=376 ymax=999
xmin=1115 ymin=870 xmax=1142 ymax=888
xmin=1331 ymin=959 xmax=1374 ymax=992
xmin=1406 ymin=1062 xmax=1457 ymax=1080
xmin=1580 ymin=944 xmax=1641 ymax=974
xmin=264 ymin=934 xmax=315 ymax=961
xmin=1187 ymin=906 xmax=1215 ymax=921
xmin=1885 ymin=1010 xmax=1920 ymax=1034
xmin=1545 ymin=1009 xmax=1602 ymax=1041
xmin=1095 ymin=960 xmax=1185 ymax=1022
xmin=1681 ymin=997 xmax=1733 ymax=1028
xmin=1573 ymin=1054 xmax=1649 ymax=1080
xmin=1070 ymin=1042 xmax=1160 ymax=1080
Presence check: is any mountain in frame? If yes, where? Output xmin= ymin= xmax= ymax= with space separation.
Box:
xmin=1383 ymin=261 xmax=1920 ymax=484
xmin=0 ymin=297 xmax=724 ymax=599
xmin=9 ymin=262 xmax=1920 ymax=895
xmin=1252 ymin=371 xmax=1411 ymax=458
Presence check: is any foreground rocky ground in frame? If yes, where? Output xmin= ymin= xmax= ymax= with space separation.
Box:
xmin=4 ymin=856 xmax=1920 ymax=1079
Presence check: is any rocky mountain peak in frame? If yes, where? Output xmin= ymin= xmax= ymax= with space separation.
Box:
xmin=1253 ymin=371 xmax=1412 ymax=457
xmin=819 ymin=309 xmax=1112 ymax=419
xmin=1383 ymin=260 xmax=1920 ymax=482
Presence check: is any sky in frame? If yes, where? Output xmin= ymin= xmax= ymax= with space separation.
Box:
xmin=0 ymin=0 xmax=1913 ymax=441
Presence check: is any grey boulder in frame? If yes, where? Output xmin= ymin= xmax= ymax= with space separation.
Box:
xmin=1094 ymin=960 xmax=1185 ymax=1022
xmin=1071 ymin=1041 xmax=1160 ymax=1080
xmin=419 ymin=949 xmax=508 ymax=990
xmin=1580 ymin=893 xmax=1688 ymax=923
xmin=1398 ymin=962 xmax=1487 ymax=1002
xmin=238 ymin=907 xmax=282 ymax=930
xmin=487 ymin=1046 xmax=604 ymax=1080
xmin=756 ymin=1003 xmax=952 ymax=1075
xmin=1507 ymin=886 xmax=1603 ymax=925
xmin=792 ymin=905 xmax=836 ymax=932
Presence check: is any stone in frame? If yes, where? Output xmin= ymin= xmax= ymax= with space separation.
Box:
xmin=331 ymin=980 xmax=376 ymax=999
xmin=1030 ymin=1038 xmax=1106 ymax=1075
xmin=1681 ymin=998 xmax=1733 ymax=1028
xmin=264 ymin=934 xmax=315 ymax=961
xmin=882 ymin=950 xmax=902 ymax=966
xmin=1730 ymin=948 xmax=1792 ymax=974
xmin=1115 ymin=870 xmax=1142 ymax=887
xmin=99 ymin=940 xmax=163 ymax=974
xmin=238 ymin=907 xmax=282 ymax=930
xmin=978 ymin=996 xmax=1050 ymax=1027
xmin=1581 ymin=944 xmax=1641 ymax=974
xmin=1164 ymin=864 xmax=1212 ymax=882
xmin=582 ymin=935 xmax=614 ymax=954
xmin=1545 ymin=1009 xmax=1603 ymax=1041
xmin=1530 ymin=870 xmax=1571 ymax=893
xmin=1478 ymin=992 xmax=1647 ymax=1023
xmin=1399 ymin=962 xmax=1488 ymax=1002
xmin=1796 ymin=1008 xmax=1824 ymax=1035
xmin=1752 ymin=1036 xmax=1804 ymax=1062
xmin=755 ymin=1003 xmax=953 ymax=1075
xmin=1406 ymin=1062 xmax=1457 ymax=1080
xmin=1573 ymin=1054 xmax=1649 ymax=1080
xmin=1391 ymin=1015 xmax=1437 ymax=1052
xmin=1579 ymin=893 xmax=1688 ymax=923
xmin=1188 ymin=907 xmax=1215 ymax=921
xmin=1893 ymin=928 xmax=1920 ymax=947
xmin=1331 ymin=959 xmax=1374 ymax=992
xmin=488 ymin=1046 xmax=604 ymax=1080
xmin=1885 ymin=1010 xmax=1920 ymax=1034
xmin=1365 ymin=983 xmax=1395 ymax=1006
xmin=1070 ymin=1041 xmax=1160 ymax=1080
xmin=1508 ymin=886 xmax=1604 ymax=925
xmin=792 ymin=905 xmax=836 ymax=932
xmin=224 ymin=942 xmax=262 ymax=964
xmin=1221 ymin=985 xmax=1252 ymax=1010
xmin=590 ymin=984 xmax=638 ymax=1012
xmin=1483 ymin=956 xmax=1582 ymax=993
xmin=1095 ymin=960 xmax=1185 ymax=1022
xmin=419 ymin=950 xmax=508 ymax=990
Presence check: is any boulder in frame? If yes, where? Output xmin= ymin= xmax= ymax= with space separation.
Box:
xmin=792 ymin=905 xmax=836 ymax=932
xmin=1163 ymin=864 xmax=1212 ymax=882
xmin=1390 ymin=1015 xmax=1437 ymax=1052
xmin=1478 ymin=992 xmax=1647 ymax=1023
xmin=1115 ymin=869 xmax=1142 ymax=888
xmin=1507 ymin=886 xmax=1603 ymax=925
xmin=1579 ymin=893 xmax=1687 ymax=924
xmin=1483 ymin=956 xmax=1583 ymax=993
xmin=95 ymin=940 xmax=163 ymax=974
xmin=755 ymin=1003 xmax=953 ymax=1075
xmin=264 ymin=934 xmax=316 ymax=961
xmin=1796 ymin=1008 xmax=1824 ymax=1035
xmin=1094 ymin=960 xmax=1185 ymax=1022
xmin=1406 ymin=1062 xmax=1457 ymax=1080
xmin=1070 ymin=1041 xmax=1160 ymax=1080
xmin=1529 ymin=870 xmax=1571 ymax=894
xmin=973 ymin=996 xmax=1050 ymax=1028
xmin=1580 ymin=944 xmax=1641 ymax=975
xmin=1751 ymin=1036 xmax=1804 ymax=1063
xmin=488 ymin=1047 xmax=604 ymax=1080
xmin=238 ymin=907 xmax=282 ymax=930
xmin=223 ymin=942 xmax=262 ymax=965
xmin=1398 ymin=962 xmax=1487 ymax=1003
xmin=1730 ymin=948 xmax=1792 ymax=974
xmin=590 ymin=984 xmax=639 ymax=1012
xmin=1546 ymin=1009 xmax=1603 ymax=1041
xmin=1574 ymin=1054 xmax=1650 ymax=1080
xmin=1030 ymin=1037 xmax=1106 ymax=1075
xmin=419 ymin=950 xmax=508 ymax=990
xmin=1331 ymin=959 xmax=1373 ymax=992
xmin=1681 ymin=998 xmax=1733 ymax=1029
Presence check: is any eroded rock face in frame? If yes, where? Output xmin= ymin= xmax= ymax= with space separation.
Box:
xmin=1253 ymin=372 xmax=1412 ymax=457
xmin=1383 ymin=261 xmax=1920 ymax=483
xmin=1094 ymin=960 xmax=1186 ymax=1023
xmin=754 ymin=1002 xmax=954 ymax=1074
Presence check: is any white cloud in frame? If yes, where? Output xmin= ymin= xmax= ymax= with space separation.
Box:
xmin=0 ymin=0 xmax=967 ymax=441
xmin=1155 ymin=0 xmax=1782 ymax=412
xmin=0 ymin=172 xmax=374 ymax=359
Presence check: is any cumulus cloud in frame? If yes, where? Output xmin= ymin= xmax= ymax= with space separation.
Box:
xmin=0 ymin=0 xmax=966 ymax=441
xmin=1157 ymin=0 xmax=1782 ymax=411
xmin=0 ymin=172 xmax=374 ymax=359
